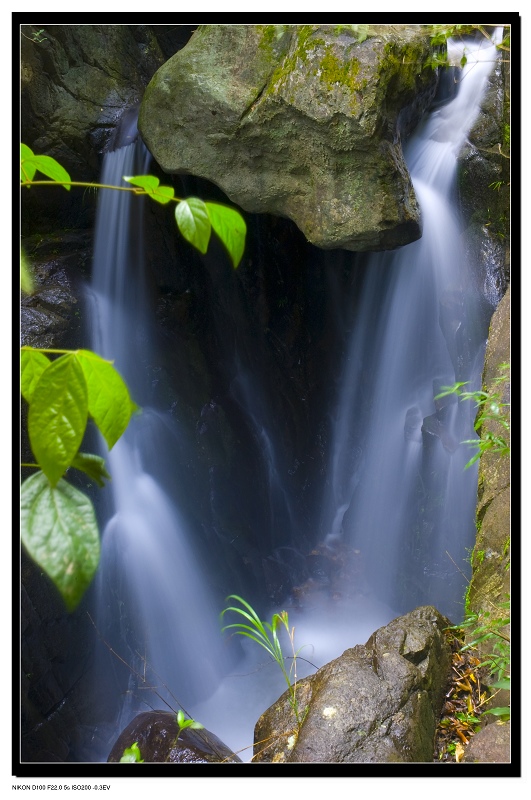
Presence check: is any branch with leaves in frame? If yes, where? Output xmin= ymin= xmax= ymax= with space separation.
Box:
xmin=21 ymin=143 xmax=247 ymax=269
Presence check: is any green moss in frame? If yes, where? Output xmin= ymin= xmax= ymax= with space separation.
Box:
xmin=261 ymin=26 xmax=316 ymax=102
xmin=378 ymin=40 xmax=427 ymax=96
xmin=463 ymin=580 xmax=473 ymax=617
xmin=256 ymin=25 xmax=291 ymax=60
xmin=264 ymin=26 xmax=367 ymax=112
xmin=319 ymin=47 xmax=361 ymax=91
xmin=503 ymin=122 xmax=510 ymax=150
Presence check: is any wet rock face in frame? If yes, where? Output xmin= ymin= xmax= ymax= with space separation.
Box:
xmin=107 ymin=711 xmax=242 ymax=763
xmin=20 ymin=24 xmax=194 ymax=231
xmin=20 ymin=231 xmax=93 ymax=350
xmin=253 ymin=606 xmax=451 ymax=762
xmin=467 ymin=287 xmax=510 ymax=644
xmin=458 ymin=45 xmax=510 ymax=309
xmin=139 ymin=24 xmax=438 ymax=251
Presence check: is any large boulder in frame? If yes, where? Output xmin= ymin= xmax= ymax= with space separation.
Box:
xmin=253 ymin=606 xmax=451 ymax=762
xmin=139 ymin=24 xmax=439 ymax=251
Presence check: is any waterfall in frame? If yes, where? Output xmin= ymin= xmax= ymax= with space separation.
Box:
xmin=79 ymin=30 xmax=502 ymax=762
xmin=87 ymin=114 xmax=232 ymax=753
xmin=320 ymin=30 xmax=503 ymax=620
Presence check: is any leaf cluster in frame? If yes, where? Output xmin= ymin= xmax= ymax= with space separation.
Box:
xmin=434 ymin=362 xmax=510 ymax=468
xmin=20 ymin=347 xmax=138 ymax=610
xmin=175 ymin=710 xmax=204 ymax=738
xmin=449 ymin=600 xmax=510 ymax=720
xmin=426 ymin=24 xmax=510 ymax=71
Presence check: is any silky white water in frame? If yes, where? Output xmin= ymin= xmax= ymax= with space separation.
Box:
xmin=88 ymin=124 xmax=232 ymax=756
xmin=319 ymin=30 xmax=503 ymax=621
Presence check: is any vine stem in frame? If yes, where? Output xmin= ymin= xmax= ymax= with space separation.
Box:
xmin=21 ymin=179 xmax=183 ymax=203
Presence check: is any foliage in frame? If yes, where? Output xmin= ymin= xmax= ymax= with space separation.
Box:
xmin=449 ymin=599 xmax=510 ymax=721
xmin=21 ymin=144 xmax=247 ymax=268
xmin=434 ymin=362 xmax=510 ymax=469
xmin=175 ymin=710 xmax=204 ymax=738
xmin=221 ymin=595 xmax=308 ymax=728
xmin=21 ymin=27 xmax=48 ymax=44
xmin=435 ymin=631 xmax=484 ymax=761
xmin=427 ymin=24 xmax=510 ymax=70
xmin=119 ymin=742 xmax=144 ymax=763
xmin=20 ymin=347 xmax=137 ymax=610
xmin=435 ymin=362 xmax=511 ymax=736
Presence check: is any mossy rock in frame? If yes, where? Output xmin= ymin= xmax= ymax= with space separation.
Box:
xmin=139 ymin=24 xmax=438 ymax=251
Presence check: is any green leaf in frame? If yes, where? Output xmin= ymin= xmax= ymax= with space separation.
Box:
xmin=175 ymin=198 xmax=212 ymax=254
xmin=21 ymin=145 xmax=71 ymax=189
xmin=119 ymin=742 xmax=144 ymax=763
xmin=70 ymin=452 xmax=111 ymax=488
xmin=150 ymin=185 xmax=175 ymax=204
xmin=460 ymin=54 xmax=468 ymax=68
xmin=206 ymin=202 xmax=246 ymax=268
xmin=434 ymin=381 xmax=469 ymax=400
xmin=75 ymin=350 xmax=138 ymax=450
xmin=484 ymin=707 xmax=510 ymax=718
xmin=176 ymin=710 xmax=203 ymax=733
xmin=464 ymin=451 xmax=481 ymax=470
xmin=20 ymin=249 xmax=35 ymax=295
xmin=28 ymin=354 xmax=88 ymax=486
xmin=20 ymin=471 xmax=100 ymax=611
xmin=21 ymin=347 xmax=50 ymax=403
xmin=123 ymin=174 xmax=160 ymax=191
xmin=123 ymin=174 xmax=175 ymax=205
xmin=20 ymin=143 xmax=36 ymax=182
xmin=490 ymin=677 xmax=511 ymax=690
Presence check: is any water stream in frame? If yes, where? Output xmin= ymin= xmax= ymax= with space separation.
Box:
xmin=84 ymin=32 xmax=502 ymax=762
xmin=87 ymin=115 xmax=233 ymax=750
xmin=319 ymin=31 xmax=502 ymax=620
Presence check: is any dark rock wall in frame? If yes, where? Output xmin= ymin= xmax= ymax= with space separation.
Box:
xmin=457 ymin=33 xmax=510 ymax=311
xmin=20 ymin=24 xmax=195 ymax=233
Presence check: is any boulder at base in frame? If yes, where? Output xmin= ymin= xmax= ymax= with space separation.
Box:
xmin=253 ymin=605 xmax=451 ymax=762
xmin=107 ymin=711 xmax=242 ymax=763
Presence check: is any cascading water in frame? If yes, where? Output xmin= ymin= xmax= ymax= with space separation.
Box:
xmin=87 ymin=113 xmax=233 ymax=755
xmin=79 ymin=30 xmax=502 ymax=763
xmin=320 ymin=30 xmax=503 ymax=620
